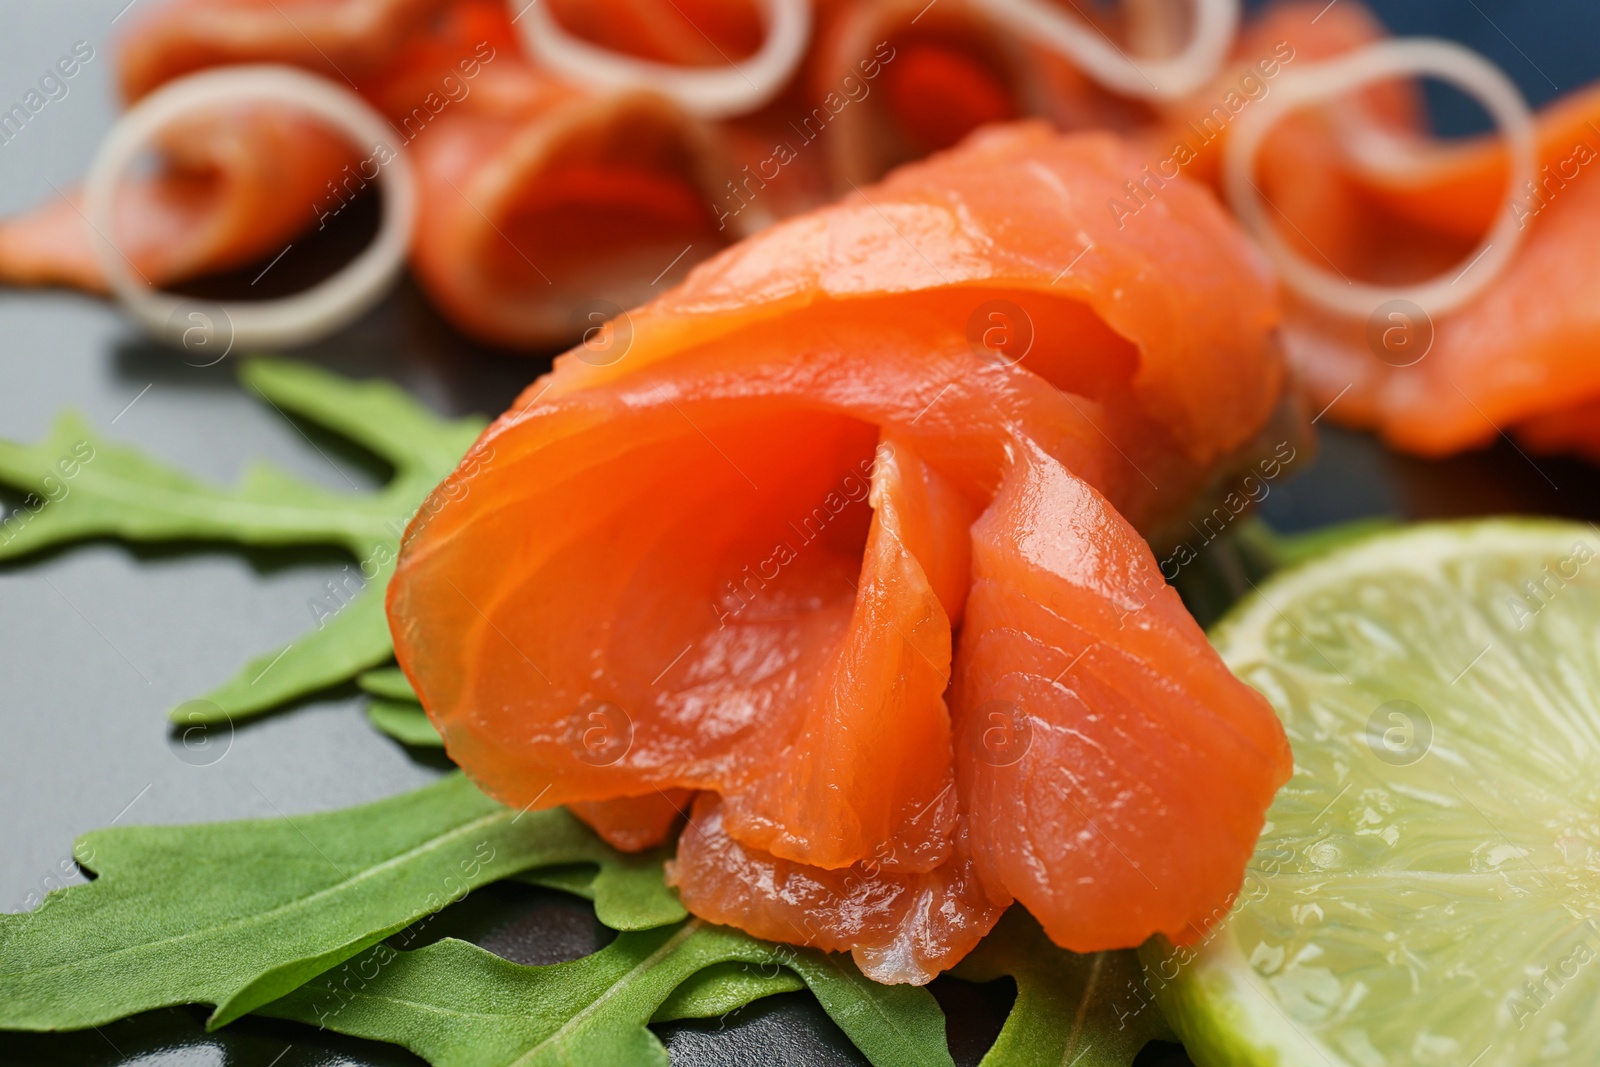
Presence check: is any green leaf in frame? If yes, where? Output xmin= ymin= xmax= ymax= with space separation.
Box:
xmin=650 ymin=960 xmax=805 ymax=1022
xmin=514 ymin=862 xmax=597 ymax=900
xmin=514 ymin=852 xmax=687 ymax=933
xmin=366 ymin=697 xmax=444 ymax=747
xmin=359 ymin=665 xmax=419 ymax=701
xmin=783 ymin=947 xmax=956 ymax=1067
xmin=952 ymin=908 xmax=1173 ymax=1066
xmin=259 ymin=921 xmax=954 ymax=1067
xmin=0 ymin=359 xmax=484 ymax=723
xmin=192 ymin=582 xmax=398 ymax=724
xmin=0 ymin=774 xmax=682 ymax=1032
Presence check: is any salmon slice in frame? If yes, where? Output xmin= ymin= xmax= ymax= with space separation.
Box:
xmin=955 ymin=438 xmax=1290 ymax=952
xmin=1 ymin=0 xmax=747 ymax=348
xmin=815 ymin=0 xmax=1171 ymax=189
xmin=355 ymin=0 xmax=751 ymax=345
xmin=569 ymin=789 xmax=693 ymax=852
xmin=117 ymin=0 xmax=451 ymax=102
xmin=719 ymin=435 xmax=961 ymax=873
xmin=1192 ymin=0 xmax=1600 ymax=458
xmin=814 ymin=0 xmax=1034 ymax=186
xmin=1272 ymin=79 xmax=1600 ymax=456
xmin=543 ymin=0 xmax=764 ymax=66
xmin=389 ymin=125 xmax=1291 ymax=977
xmin=515 ymin=0 xmax=831 ymax=230
xmin=0 ymin=0 xmax=436 ymax=296
xmin=0 ymin=107 xmax=356 ymax=293
xmin=402 ymin=79 xmax=743 ymax=345
xmin=667 ymin=793 xmax=1008 ymax=984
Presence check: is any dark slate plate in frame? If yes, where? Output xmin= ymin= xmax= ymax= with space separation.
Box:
xmin=2 ymin=1 xmax=1597 ymax=1064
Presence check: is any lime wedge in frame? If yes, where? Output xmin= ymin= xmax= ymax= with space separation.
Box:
xmin=1145 ymin=520 xmax=1600 ymax=1067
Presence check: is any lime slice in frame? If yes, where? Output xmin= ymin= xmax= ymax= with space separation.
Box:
xmin=1145 ymin=519 xmax=1600 ymax=1067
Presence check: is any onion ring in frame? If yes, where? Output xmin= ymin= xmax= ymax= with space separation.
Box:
xmin=84 ymin=65 xmax=416 ymax=352
xmin=513 ymin=0 xmax=811 ymax=119
xmin=973 ymin=0 xmax=1238 ymax=100
xmin=1224 ymin=38 xmax=1535 ymax=319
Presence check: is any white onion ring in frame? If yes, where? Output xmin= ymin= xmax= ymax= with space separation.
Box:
xmin=514 ymin=0 xmax=810 ymax=119
xmin=973 ymin=0 xmax=1237 ymax=100
xmin=1224 ymin=39 xmax=1535 ymax=320
xmin=84 ymin=65 xmax=416 ymax=351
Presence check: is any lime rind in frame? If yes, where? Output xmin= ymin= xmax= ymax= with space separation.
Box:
xmin=1208 ymin=517 xmax=1600 ymax=655
xmin=1142 ymin=930 xmax=1343 ymax=1067
xmin=1158 ymin=518 xmax=1600 ymax=1067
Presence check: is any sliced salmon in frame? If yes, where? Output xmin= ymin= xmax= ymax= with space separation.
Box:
xmin=116 ymin=0 xmax=451 ymax=102
xmin=389 ymin=125 xmax=1292 ymax=977
xmin=1274 ymin=81 xmax=1600 ymax=456
xmin=0 ymin=0 xmax=437 ymax=295
xmin=1 ymin=0 xmax=748 ymax=348
xmin=718 ymin=434 xmax=960 ymax=872
xmin=814 ymin=0 xmax=1034 ymax=187
xmin=543 ymin=0 xmax=765 ymax=66
xmin=0 ymin=108 xmax=356 ymax=293
xmin=394 ymin=3 xmax=748 ymax=346
xmin=955 ymin=437 xmax=1290 ymax=952
xmin=569 ymin=789 xmax=693 ymax=852
xmin=1195 ymin=0 xmax=1600 ymax=458
xmin=667 ymin=793 xmax=1008 ymax=983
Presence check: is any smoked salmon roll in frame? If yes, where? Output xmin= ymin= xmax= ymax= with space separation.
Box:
xmin=381 ymin=1 xmax=753 ymax=346
xmin=0 ymin=0 xmax=753 ymax=348
xmin=387 ymin=123 xmax=1294 ymax=983
xmin=0 ymin=0 xmax=445 ymax=295
xmin=1201 ymin=0 xmax=1600 ymax=461
xmin=1271 ymin=78 xmax=1600 ymax=458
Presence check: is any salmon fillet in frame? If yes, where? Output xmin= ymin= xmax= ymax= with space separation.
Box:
xmin=388 ymin=124 xmax=1293 ymax=981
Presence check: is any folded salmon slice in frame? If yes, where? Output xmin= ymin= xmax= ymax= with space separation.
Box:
xmin=0 ymin=0 xmax=449 ymax=294
xmin=570 ymin=789 xmax=693 ymax=853
xmin=956 ymin=438 xmax=1291 ymax=952
xmin=543 ymin=0 xmax=764 ymax=66
xmin=716 ymin=434 xmax=962 ymax=872
xmin=667 ymin=793 xmax=1008 ymax=983
xmin=376 ymin=0 xmax=752 ymax=345
xmin=0 ymin=0 xmax=746 ymax=347
xmin=391 ymin=125 xmax=1290 ymax=978
xmin=116 ymin=0 xmax=452 ymax=102
xmin=813 ymin=0 xmax=1033 ymax=187
xmin=1199 ymin=0 xmax=1600 ymax=459
xmin=1273 ymin=81 xmax=1600 ymax=457
xmin=0 ymin=108 xmax=356 ymax=293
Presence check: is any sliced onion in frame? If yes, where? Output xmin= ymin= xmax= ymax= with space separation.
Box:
xmin=83 ymin=65 xmax=416 ymax=351
xmin=1224 ymin=39 xmax=1535 ymax=319
xmin=515 ymin=0 xmax=810 ymax=119
xmin=973 ymin=0 xmax=1237 ymax=100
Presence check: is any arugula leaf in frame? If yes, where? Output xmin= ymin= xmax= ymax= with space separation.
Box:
xmin=366 ymin=697 xmax=444 ymax=747
xmin=650 ymin=960 xmax=805 ymax=1022
xmin=514 ymin=862 xmax=597 ymax=899
xmin=359 ymin=665 xmax=420 ymax=701
xmin=785 ymin=947 xmax=956 ymax=1066
xmin=0 ymin=774 xmax=683 ymax=1033
xmin=0 ymin=360 xmax=483 ymax=723
xmin=952 ymin=908 xmax=1172 ymax=1066
xmin=514 ymin=852 xmax=688 ymax=934
xmin=260 ymin=921 xmax=955 ymax=1067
